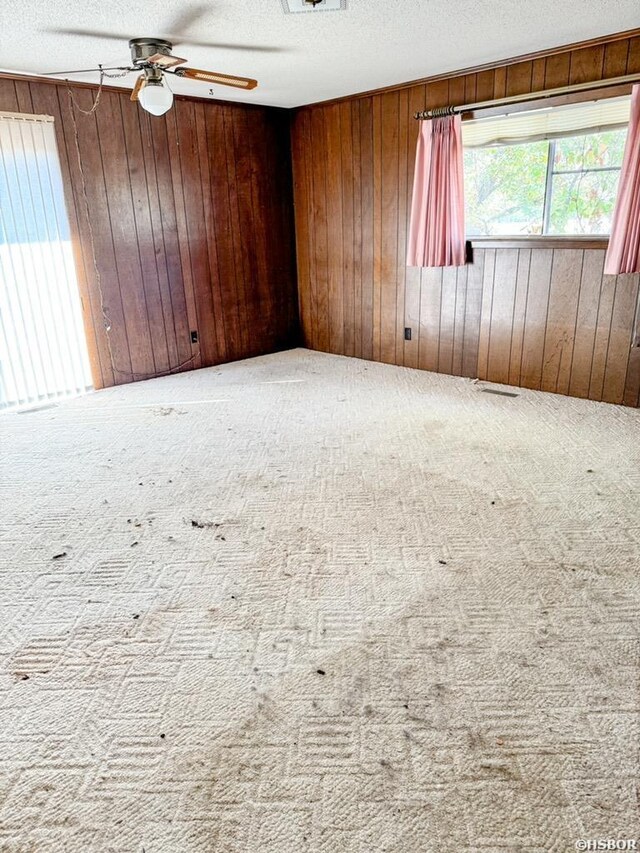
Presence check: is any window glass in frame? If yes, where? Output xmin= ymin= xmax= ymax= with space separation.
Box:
xmin=547 ymin=170 xmax=621 ymax=235
xmin=464 ymin=126 xmax=627 ymax=237
xmin=552 ymin=130 xmax=625 ymax=171
xmin=464 ymin=141 xmax=547 ymax=236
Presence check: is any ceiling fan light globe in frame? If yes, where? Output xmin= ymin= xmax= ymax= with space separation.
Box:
xmin=138 ymin=80 xmax=173 ymax=115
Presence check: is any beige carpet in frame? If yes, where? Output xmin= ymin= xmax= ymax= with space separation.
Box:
xmin=1 ymin=348 xmax=638 ymax=852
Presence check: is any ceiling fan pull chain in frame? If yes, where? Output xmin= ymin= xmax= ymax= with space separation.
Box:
xmin=66 ymin=69 xmax=105 ymax=116
xmin=102 ymin=68 xmax=132 ymax=79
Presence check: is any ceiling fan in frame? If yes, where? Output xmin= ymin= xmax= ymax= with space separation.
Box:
xmin=43 ymin=37 xmax=258 ymax=116
xmin=42 ymin=7 xmax=272 ymax=115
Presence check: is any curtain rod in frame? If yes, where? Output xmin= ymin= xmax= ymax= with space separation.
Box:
xmin=413 ymin=73 xmax=640 ymax=120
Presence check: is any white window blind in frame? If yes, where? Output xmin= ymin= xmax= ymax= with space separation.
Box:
xmin=462 ymin=95 xmax=631 ymax=148
xmin=0 ymin=111 xmax=92 ymax=410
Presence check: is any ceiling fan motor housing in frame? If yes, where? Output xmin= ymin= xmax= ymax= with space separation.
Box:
xmin=129 ymin=38 xmax=174 ymax=65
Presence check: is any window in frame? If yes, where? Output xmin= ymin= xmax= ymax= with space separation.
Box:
xmin=462 ymin=96 xmax=629 ymax=238
xmin=0 ymin=112 xmax=92 ymax=409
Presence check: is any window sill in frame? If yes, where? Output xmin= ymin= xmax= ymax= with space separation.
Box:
xmin=469 ymin=236 xmax=609 ymax=250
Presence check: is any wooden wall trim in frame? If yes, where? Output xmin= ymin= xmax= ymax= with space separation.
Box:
xmin=297 ymin=27 xmax=640 ymax=109
xmin=470 ymin=237 xmax=610 ymax=250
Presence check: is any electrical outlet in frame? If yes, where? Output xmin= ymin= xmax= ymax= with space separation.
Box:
xmin=404 ymin=327 xmax=412 ymax=341
xmin=190 ymin=330 xmax=198 ymax=344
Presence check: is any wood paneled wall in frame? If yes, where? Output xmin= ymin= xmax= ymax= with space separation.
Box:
xmin=0 ymin=77 xmax=298 ymax=388
xmin=291 ymin=31 xmax=640 ymax=406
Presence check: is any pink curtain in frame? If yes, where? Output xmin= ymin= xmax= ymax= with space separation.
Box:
xmin=407 ymin=114 xmax=466 ymax=267
xmin=605 ymin=84 xmax=640 ymax=275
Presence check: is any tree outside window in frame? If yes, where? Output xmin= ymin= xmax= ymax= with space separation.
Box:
xmin=464 ymin=128 xmax=626 ymax=237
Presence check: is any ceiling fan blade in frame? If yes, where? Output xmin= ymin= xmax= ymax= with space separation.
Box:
xmin=49 ymin=28 xmax=131 ymax=41
xmin=148 ymin=52 xmax=187 ymax=69
xmin=130 ymin=74 xmax=146 ymax=102
xmin=50 ymin=27 xmax=284 ymax=53
xmin=171 ymin=39 xmax=284 ymax=53
xmin=172 ymin=67 xmax=258 ymax=89
xmin=162 ymin=4 xmax=282 ymax=52
xmin=41 ymin=65 xmax=135 ymax=76
xmin=165 ymin=4 xmax=209 ymax=36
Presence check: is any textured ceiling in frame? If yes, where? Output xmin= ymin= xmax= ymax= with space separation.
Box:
xmin=1 ymin=0 xmax=638 ymax=108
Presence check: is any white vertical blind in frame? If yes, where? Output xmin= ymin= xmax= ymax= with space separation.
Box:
xmin=0 ymin=111 xmax=92 ymax=410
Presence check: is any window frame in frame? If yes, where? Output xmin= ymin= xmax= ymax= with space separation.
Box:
xmin=541 ymin=137 xmax=623 ymax=235
xmin=462 ymin=85 xmax=631 ymax=248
